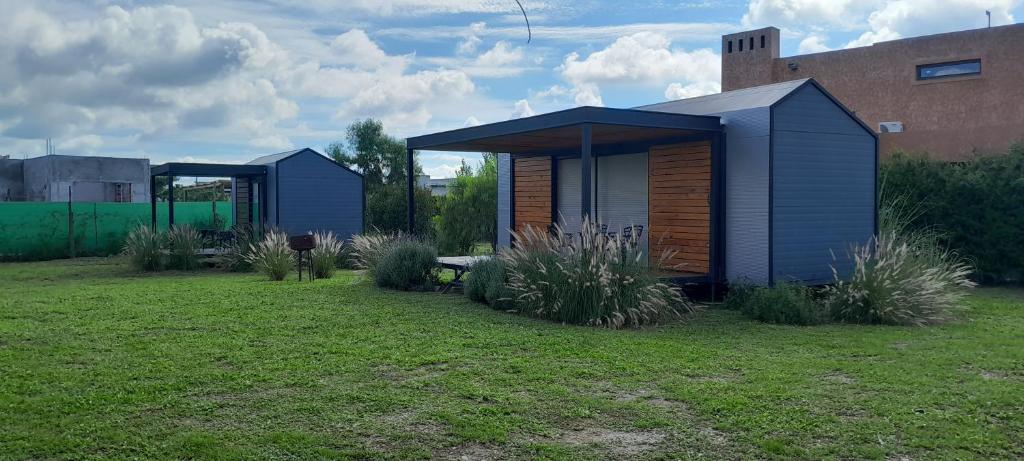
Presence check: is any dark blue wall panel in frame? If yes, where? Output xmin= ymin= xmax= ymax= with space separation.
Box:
xmin=275 ymin=151 xmax=363 ymax=240
xmin=771 ymin=85 xmax=876 ymax=284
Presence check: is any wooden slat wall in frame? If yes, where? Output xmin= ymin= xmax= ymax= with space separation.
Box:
xmin=514 ymin=157 xmax=552 ymax=232
xmin=648 ymin=141 xmax=711 ymax=273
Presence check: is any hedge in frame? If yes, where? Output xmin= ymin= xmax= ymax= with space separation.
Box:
xmin=881 ymin=145 xmax=1024 ymax=283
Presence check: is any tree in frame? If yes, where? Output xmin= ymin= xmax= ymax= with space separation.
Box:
xmin=326 ymin=119 xmax=434 ymax=234
xmin=434 ymin=154 xmax=498 ymax=255
xmin=326 ymin=119 xmax=412 ymax=190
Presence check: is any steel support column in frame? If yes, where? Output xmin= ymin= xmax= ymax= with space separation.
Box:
xmin=406 ymin=148 xmax=415 ymax=233
xmin=150 ymin=176 xmax=157 ymax=228
xmin=580 ymin=123 xmax=592 ymax=221
xmin=166 ymin=173 xmax=175 ymax=227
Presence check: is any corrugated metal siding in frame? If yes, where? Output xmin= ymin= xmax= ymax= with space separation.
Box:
xmin=557 ymin=157 xmax=581 ymax=233
xmin=596 ymin=153 xmax=648 ymax=252
xmin=722 ymin=107 xmax=771 ymax=284
xmin=771 ymin=85 xmax=876 ymax=284
xmin=496 ymin=153 xmax=512 ymax=248
xmin=275 ymin=150 xmax=363 ymax=240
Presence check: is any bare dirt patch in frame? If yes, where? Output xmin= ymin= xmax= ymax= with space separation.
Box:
xmin=822 ymin=371 xmax=856 ymax=385
xmin=433 ymin=443 xmax=510 ymax=461
xmin=560 ymin=428 xmax=667 ymax=457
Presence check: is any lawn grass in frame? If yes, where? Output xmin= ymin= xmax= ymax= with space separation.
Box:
xmin=1 ymin=258 xmax=1021 ymax=460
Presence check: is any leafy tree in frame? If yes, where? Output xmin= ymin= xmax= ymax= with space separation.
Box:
xmin=434 ymin=154 xmax=498 ymax=255
xmin=326 ymin=119 xmax=434 ymax=234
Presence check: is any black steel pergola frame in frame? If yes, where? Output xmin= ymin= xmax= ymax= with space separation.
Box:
xmin=404 ymin=106 xmax=727 ymax=286
xmin=149 ymin=162 xmax=268 ymax=231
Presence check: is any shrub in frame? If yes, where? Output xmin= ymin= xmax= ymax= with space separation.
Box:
xmin=464 ymin=257 xmax=512 ymax=309
xmin=122 ymin=225 xmax=164 ymax=271
xmin=219 ymin=225 xmax=257 ymax=272
xmin=881 ymin=146 xmax=1024 ymax=282
xmin=824 ymin=232 xmax=976 ymax=326
xmin=311 ymin=231 xmax=344 ymax=279
xmin=373 ymin=239 xmax=439 ymax=291
xmin=724 ymin=283 xmax=826 ymax=326
xmin=166 ymin=225 xmax=203 ymax=270
xmin=246 ymin=230 xmax=295 ymax=281
xmin=352 ymin=231 xmax=409 ymax=275
xmin=503 ymin=219 xmax=693 ymax=328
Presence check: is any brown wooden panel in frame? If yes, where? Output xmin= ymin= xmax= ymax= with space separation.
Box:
xmin=514 ymin=157 xmax=552 ymax=232
xmin=648 ymin=141 xmax=711 ymax=272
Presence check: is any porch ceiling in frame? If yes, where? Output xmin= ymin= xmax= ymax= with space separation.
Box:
xmin=150 ymin=162 xmax=267 ymax=178
xmin=406 ymin=106 xmax=721 ymax=154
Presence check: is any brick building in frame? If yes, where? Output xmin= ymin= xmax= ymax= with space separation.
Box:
xmin=721 ymin=24 xmax=1024 ymax=160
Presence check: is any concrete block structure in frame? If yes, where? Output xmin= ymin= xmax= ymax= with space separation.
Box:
xmin=0 ymin=155 xmax=150 ymax=202
xmin=722 ymin=24 xmax=1024 ymax=160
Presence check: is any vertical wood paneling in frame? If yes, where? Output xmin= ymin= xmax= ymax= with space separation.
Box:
xmin=648 ymin=141 xmax=711 ymax=273
xmin=514 ymin=157 xmax=552 ymax=232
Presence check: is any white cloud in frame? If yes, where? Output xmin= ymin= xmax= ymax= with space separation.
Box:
xmin=572 ymin=83 xmax=604 ymax=106
xmin=848 ymin=0 xmax=1018 ymax=47
xmin=475 ymin=41 xmax=524 ymax=68
xmin=56 ymin=134 xmax=103 ymax=152
xmin=423 ymin=163 xmax=461 ymax=178
xmin=464 ymin=116 xmax=482 ymax=127
xmin=0 ymin=4 xmax=298 ymax=145
xmin=250 ymin=134 xmax=294 ymax=150
xmin=511 ymin=99 xmax=535 ymax=118
xmin=664 ymin=81 xmax=720 ymax=100
xmin=798 ymin=34 xmax=832 ymax=53
xmin=743 ymin=0 xmax=878 ymax=30
xmin=330 ymin=29 xmax=410 ymax=70
xmin=338 ymin=69 xmax=476 ymax=128
xmin=745 ymin=0 xmax=1020 ymax=51
xmin=557 ymin=32 xmax=719 ymax=107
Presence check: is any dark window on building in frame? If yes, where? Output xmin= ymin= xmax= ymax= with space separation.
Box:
xmin=738 ymin=38 xmax=743 ymax=51
xmin=749 ymin=37 xmax=754 ymax=50
xmin=761 ymin=35 xmax=766 ymax=48
xmin=727 ymin=40 xmax=732 ymax=53
xmin=916 ymin=59 xmax=981 ymax=80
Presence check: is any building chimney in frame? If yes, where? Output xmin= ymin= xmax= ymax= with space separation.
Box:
xmin=721 ymin=27 xmax=780 ymax=92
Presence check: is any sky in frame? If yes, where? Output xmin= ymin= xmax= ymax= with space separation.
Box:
xmin=0 ymin=0 xmax=1020 ymax=178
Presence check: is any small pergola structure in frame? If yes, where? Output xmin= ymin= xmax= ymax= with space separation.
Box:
xmin=149 ymin=162 xmax=268 ymax=230
xmin=404 ymin=106 xmax=725 ymax=282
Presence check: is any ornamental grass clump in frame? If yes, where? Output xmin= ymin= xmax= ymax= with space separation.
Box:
xmin=351 ymin=231 xmax=410 ymax=276
xmin=824 ymin=232 xmax=976 ymax=326
xmin=122 ymin=224 xmax=164 ymax=271
xmin=246 ymin=230 xmax=294 ymax=281
xmin=166 ymin=224 xmax=203 ymax=270
xmin=311 ymin=231 xmax=344 ymax=279
xmin=219 ymin=225 xmax=258 ymax=272
xmin=503 ymin=219 xmax=692 ymax=328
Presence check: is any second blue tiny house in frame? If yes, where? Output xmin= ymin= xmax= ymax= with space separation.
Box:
xmin=247 ymin=148 xmax=365 ymax=240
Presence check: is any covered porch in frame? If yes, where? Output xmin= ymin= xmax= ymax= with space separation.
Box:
xmin=149 ymin=162 xmax=268 ymax=233
xmin=406 ymin=106 xmax=726 ymax=284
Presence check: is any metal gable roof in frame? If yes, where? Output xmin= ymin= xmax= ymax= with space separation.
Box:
xmin=246 ymin=149 xmax=305 ymax=165
xmin=635 ymin=79 xmax=811 ymax=115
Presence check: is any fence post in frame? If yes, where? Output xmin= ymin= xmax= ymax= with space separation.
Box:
xmin=93 ymin=203 xmax=98 ymax=255
xmin=67 ymin=186 xmax=75 ymax=259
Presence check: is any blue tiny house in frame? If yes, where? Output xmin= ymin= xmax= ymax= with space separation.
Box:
xmin=408 ymin=78 xmax=876 ymax=287
xmin=246 ymin=148 xmax=364 ymax=239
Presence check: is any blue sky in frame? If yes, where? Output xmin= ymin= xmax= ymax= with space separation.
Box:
xmin=0 ymin=0 xmax=1020 ymax=178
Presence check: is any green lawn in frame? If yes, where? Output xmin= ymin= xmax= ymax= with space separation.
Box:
xmin=1 ymin=259 xmax=1022 ymax=460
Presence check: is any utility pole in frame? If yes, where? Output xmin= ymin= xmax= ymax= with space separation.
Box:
xmin=987 ymin=10 xmax=992 ymax=28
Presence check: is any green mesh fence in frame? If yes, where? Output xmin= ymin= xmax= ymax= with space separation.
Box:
xmin=0 ymin=201 xmax=237 ymax=261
